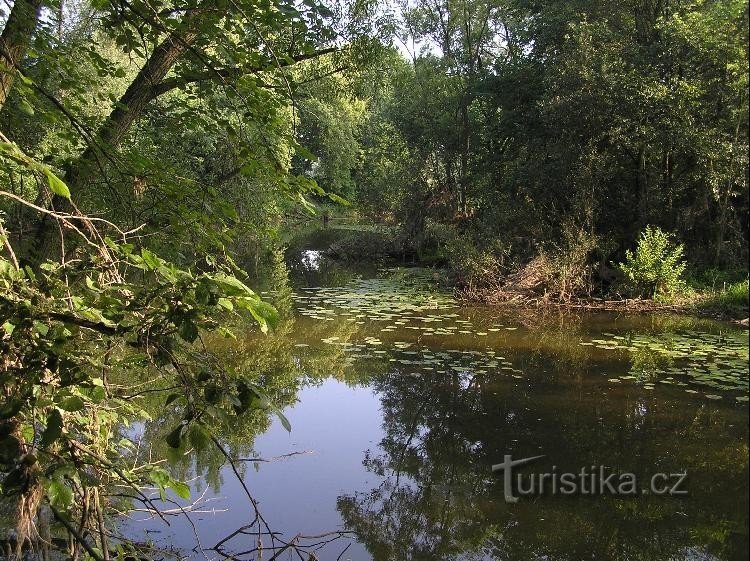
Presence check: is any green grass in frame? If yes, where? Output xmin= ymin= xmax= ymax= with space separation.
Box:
xmin=694 ymin=279 xmax=749 ymax=319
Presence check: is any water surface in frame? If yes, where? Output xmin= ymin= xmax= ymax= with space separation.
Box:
xmin=125 ymin=246 xmax=749 ymax=561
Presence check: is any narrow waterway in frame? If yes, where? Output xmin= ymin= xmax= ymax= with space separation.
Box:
xmin=123 ymin=238 xmax=749 ymax=561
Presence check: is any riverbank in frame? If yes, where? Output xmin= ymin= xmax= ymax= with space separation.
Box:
xmin=284 ymin=221 xmax=749 ymax=325
xmin=456 ymin=289 xmax=750 ymax=326
xmin=453 ymin=265 xmax=748 ymax=324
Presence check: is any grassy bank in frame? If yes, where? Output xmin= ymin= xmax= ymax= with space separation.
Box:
xmin=687 ymin=278 xmax=749 ymax=322
xmin=455 ymin=273 xmax=748 ymax=324
xmin=301 ymin=221 xmax=749 ymax=324
xmin=450 ymin=260 xmax=748 ymax=323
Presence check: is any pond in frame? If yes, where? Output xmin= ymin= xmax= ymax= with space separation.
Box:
xmin=123 ymin=239 xmax=749 ymax=561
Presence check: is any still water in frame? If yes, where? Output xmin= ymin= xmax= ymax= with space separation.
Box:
xmin=123 ymin=245 xmax=749 ymax=561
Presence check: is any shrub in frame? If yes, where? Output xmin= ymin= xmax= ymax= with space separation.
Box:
xmin=325 ymin=229 xmax=399 ymax=261
xmin=441 ymin=234 xmax=508 ymax=288
xmin=540 ymin=228 xmax=598 ymax=301
xmin=618 ymin=226 xmax=687 ymax=298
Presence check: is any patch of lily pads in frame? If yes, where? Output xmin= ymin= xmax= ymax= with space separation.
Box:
xmin=292 ymin=268 xmax=748 ymax=405
xmin=293 ymin=268 xmax=521 ymax=341
xmin=587 ymin=330 xmax=749 ymax=403
xmin=291 ymin=268 xmax=534 ymax=380
xmin=331 ymin=342 xmax=526 ymax=379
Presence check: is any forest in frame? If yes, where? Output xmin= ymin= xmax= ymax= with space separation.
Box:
xmin=0 ymin=1 xmax=748 ymax=560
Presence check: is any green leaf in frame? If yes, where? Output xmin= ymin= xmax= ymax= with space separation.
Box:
xmin=41 ymin=409 xmax=63 ymax=448
xmin=327 ymin=192 xmax=351 ymax=206
xmin=58 ymin=396 xmax=85 ymax=412
xmin=149 ymin=467 xmax=190 ymax=500
xmin=18 ymin=99 xmax=35 ymax=116
xmin=20 ymin=424 xmax=34 ymax=443
xmin=165 ymin=424 xmax=185 ymax=449
xmin=47 ymin=479 xmax=74 ymax=508
xmin=44 ymin=170 xmax=71 ymax=199
xmin=275 ymin=409 xmax=292 ymax=433
xmin=218 ymin=326 xmax=237 ymax=339
xmin=178 ymin=320 xmax=198 ymax=343
xmin=217 ymin=297 xmax=234 ymax=311
xmin=169 ymin=479 xmax=191 ymax=500
xmin=149 ymin=467 xmax=170 ymax=501
xmin=88 ymin=386 xmax=106 ymax=403
xmin=212 ymin=273 xmax=256 ymax=297
xmin=236 ymin=297 xmax=278 ymax=333
xmin=140 ymin=249 xmax=161 ymax=270
xmin=188 ymin=424 xmax=211 ymax=452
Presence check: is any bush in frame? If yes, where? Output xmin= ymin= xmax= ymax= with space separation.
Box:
xmin=439 ymin=231 xmax=509 ymax=288
xmin=540 ymin=228 xmax=598 ymax=301
xmin=325 ymin=229 xmax=399 ymax=261
xmin=618 ymin=226 xmax=687 ymax=298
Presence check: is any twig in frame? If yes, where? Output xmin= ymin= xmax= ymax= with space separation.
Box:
xmin=0 ymin=219 xmax=19 ymax=269
xmin=0 ymin=190 xmax=146 ymax=239
xmin=49 ymin=506 xmax=105 ymax=561
xmin=235 ymin=450 xmax=314 ymax=463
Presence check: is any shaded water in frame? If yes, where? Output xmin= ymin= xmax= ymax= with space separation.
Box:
xmin=125 ymin=238 xmax=749 ymax=561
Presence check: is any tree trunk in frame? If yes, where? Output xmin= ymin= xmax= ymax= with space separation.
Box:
xmin=445 ymin=156 xmax=456 ymax=212
xmin=660 ymin=142 xmax=674 ymax=225
xmin=69 ymin=26 xmax=202 ymax=191
xmin=28 ymin=19 xmax=202 ymax=262
xmin=459 ymin=100 xmax=470 ymax=214
xmin=0 ymin=0 xmax=43 ymax=111
xmin=714 ymin=98 xmax=745 ymax=266
xmin=636 ymin=144 xmax=649 ymax=229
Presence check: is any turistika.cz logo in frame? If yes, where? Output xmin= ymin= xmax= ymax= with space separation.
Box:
xmin=491 ymin=455 xmax=688 ymax=504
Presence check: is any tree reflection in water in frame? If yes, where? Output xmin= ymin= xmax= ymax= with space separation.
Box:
xmin=338 ymin=357 xmax=748 ymax=561
xmin=127 ymin=253 xmax=747 ymax=561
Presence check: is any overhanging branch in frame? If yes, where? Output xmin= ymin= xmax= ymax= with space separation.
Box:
xmin=150 ymin=47 xmax=340 ymax=98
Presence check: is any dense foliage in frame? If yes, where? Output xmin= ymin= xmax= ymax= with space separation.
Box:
xmin=0 ymin=0 xmax=372 ymax=557
xmin=0 ymin=0 xmax=748 ymax=558
xmin=318 ymin=0 xmax=749 ymax=297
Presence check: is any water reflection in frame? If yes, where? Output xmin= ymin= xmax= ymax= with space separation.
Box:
xmin=301 ymin=249 xmax=322 ymax=270
xmin=124 ymin=246 xmax=748 ymax=561
xmin=339 ymin=363 xmax=748 ymax=561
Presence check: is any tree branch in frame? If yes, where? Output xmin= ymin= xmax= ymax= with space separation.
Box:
xmin=150 ymin=47 xmax=340 ymax=98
